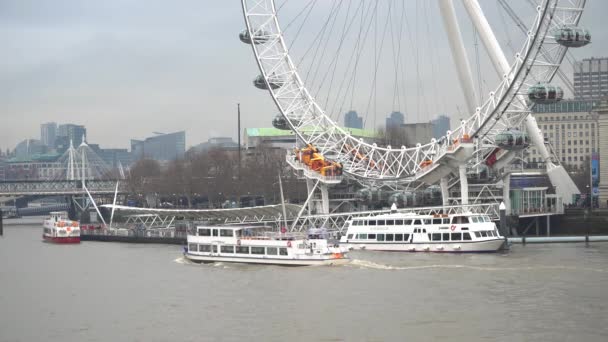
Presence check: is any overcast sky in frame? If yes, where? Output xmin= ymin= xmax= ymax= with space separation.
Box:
xmin=1 ymin=0 xmax=607 ymax=151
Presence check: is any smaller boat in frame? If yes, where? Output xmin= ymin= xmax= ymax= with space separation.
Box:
xmin=42 ymin=211 xmax=80 ymax=244
xmin=184 ymin=226 xmax=348 ymax=266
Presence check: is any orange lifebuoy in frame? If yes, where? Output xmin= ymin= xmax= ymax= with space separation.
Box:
xmin=287 ymin=241 xmax=292 ymax=248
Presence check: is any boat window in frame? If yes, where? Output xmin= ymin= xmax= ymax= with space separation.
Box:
xmin=377 ymin=220 xmax=385 ymax=226
xmin=413 ymin=219 xmax=422 ymax=225
xmin=198 ymin=228 xmax=211 ymax=236
xmin=369 ymin=234 xmax=377 ymax=240
xmin=442 ymin=218 xmax=450 ymax=224
xmin=452 ymin=216 xmax=469 ymax=224
xmin=395 ymin=220 xmax=404 ymax=225
xmin=424 ymin=219 xmax=432 ymax=224
xmin=376 ymin=234 xmax=384 ymax=241
xmin=474 ymin=232 xmax=481 ymax=238
xmin=221 ymin=245 xmax=234 ymax=253
xmin=347 ymin=234 xmax=353 ymax=239
xmin=451 ymin=233 xmax=462 ymax=241
xmin=267 ymin=247 xmax=278 ymax=255
xmin=220 ymin=229 xmax=234 ymax=237
xmin=357 ymin=233 xmax=367 ymax=239
xmin=251 ymin=247 xmax=265 ymax=255
xmin=236 ymin=246 xmax=249 ymax=254
xmin=432 ymin=218 xmax=442 ymax=224
xmin=386 ymin=234 xmax=394 ymax=241
xmin=199 ymin=244 xmax=212 ymax=252
xmin=471 ymin=217 xmax=478 ymax=223
xmin=188 ymin=243 xmax=197 ymax=252
xmin=212 ymin=229 xmax=219 ymax=237
xmin=489 ymin=231 xmax=496 ymax=237
xmin=463 ymin=233 xmax=472 ymax=241
xmin=404 ymin=220 xmax=413 ymax=225
xmin=279 ymin=248 xmax=288 ymax=256
xmin=442 ymin=233 xmax=450 ymax=241
xmin=403 ymin=234 xmax=410 ymax=241
xmin=352 ymin=220 xmax=359 ymax=226
xmin=481 ymin=231 xmax=487 ymax=237
xmin=212 ymin=245 xmax=218 ymax=253
xmin=484 ymin=216 xmax=491 ymax=222
xmin=461 ymin=227 xmax=468 ymax=230
xmin=395 ymin=234 xmax=403 ymax=241
xmin=368 ymin=220 xmax=377 ymax=226
xmin=432 ymin=233 xmax=441 ymax=241
xmin=422 ymin=229 xmax=426 ymax=233
xmin=386 ymin=220 xmax=394 ymax=226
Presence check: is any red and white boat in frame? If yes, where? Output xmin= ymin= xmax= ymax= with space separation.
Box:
xmin=42 ymin=211 xmax=81 ymax=244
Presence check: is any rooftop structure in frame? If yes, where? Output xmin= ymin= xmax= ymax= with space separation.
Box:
xmin=131 ymin=131 xmax=186 ymax=161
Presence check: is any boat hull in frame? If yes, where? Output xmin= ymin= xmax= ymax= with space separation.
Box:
xmin=343 ymin=238 xmax=505 ymax=253
xmin=184 ymin=253 xmax=349 ymax=266
xmin=43 ymin=235 xmax=81 ymax=244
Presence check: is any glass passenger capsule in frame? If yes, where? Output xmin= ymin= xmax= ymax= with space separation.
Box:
xmin=253 ymin=74 xmax=285 ymax=90
xmin=495 ymin=129 xmax=530 ymax=151
xmin=527 ymin=83 xmax=564 ymax=104
xmin=553 ymin=26 xmax=591 ymax=48
xmin=272 ymin=115 xmax=290 ymax=130
xmin=239 ymin=29 xmax=270 ymax=45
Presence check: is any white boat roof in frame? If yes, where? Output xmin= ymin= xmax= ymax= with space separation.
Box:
xmin=101 ymin=203 xmax=301 ymax=221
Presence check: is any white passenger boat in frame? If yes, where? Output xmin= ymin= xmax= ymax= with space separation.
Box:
xmin=340 ymin=205 xmax=505 ymax=253
xmin=184 ymin=226 xmax=349 ymax=266
xmin=42 ymin=211 xmax=80 ymax=244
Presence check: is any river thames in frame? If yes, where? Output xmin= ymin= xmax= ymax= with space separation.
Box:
xmin=1 ymin=223 xmax=607 ymax=341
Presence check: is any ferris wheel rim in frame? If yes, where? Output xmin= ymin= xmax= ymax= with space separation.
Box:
xmin=241 ymin=0 xmax=584 ymax=182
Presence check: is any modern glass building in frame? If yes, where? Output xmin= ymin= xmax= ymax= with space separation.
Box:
xmin=131 ymin=131 xmax=186 ymax=161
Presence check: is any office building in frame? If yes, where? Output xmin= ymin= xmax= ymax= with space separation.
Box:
xmin=574 ymin=57 xmax=608 ymax=100
xmin=529 ymin=99 xmax=599 ymax=169
xmin=131 ymin=131 xmax=186 ymax=161
xmin=57 ymin=124 xmax=87 ymax=147
xmin=596 ymin=98 xmax=608 ymax=208
xmin=431 ymin=115 xmax=451 ymax=139
xmin=40 ymin=122 xmax=57 ymax=148
xmin=385 ymin=111 xmax=405 ymax=129
xmin=344 ymin=111 xmax=363 ymax=129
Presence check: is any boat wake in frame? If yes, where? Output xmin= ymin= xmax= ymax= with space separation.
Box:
xmin=349 ymin=259 xmax=607 ymax=273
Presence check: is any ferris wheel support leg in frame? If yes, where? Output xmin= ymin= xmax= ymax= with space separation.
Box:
xmin=503 ymin=173 xmax=511 ymax=215
xmin=440 ymin=177 xmax=450 ymax=207
xmin=320 ymin=184 xmax=329 ymax=215
xmin=439 ymin=0 xmax=478 ymax=114
xmin=305 ymin=178 xmax=314 ymax=215
xmin=459 ymin=165 xmax=469 ymax=205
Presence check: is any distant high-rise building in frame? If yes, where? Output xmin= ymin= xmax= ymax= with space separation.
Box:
xmin=344 ymin=111 xmax=363 ymax=129
xmin=431 ymin=115 xmax=451 ymax=139
xmin=386 ymin=111 xmax=405 ymax=129
xmin=131 ymin=131 xmax=186 ymax=161
xmin=40 ymin=122 xmax=57 ymax=148
xmin=57 ymin=124 xmax=87 ymax=147
xmin=574 ymin=57 xmax=608 ymax=100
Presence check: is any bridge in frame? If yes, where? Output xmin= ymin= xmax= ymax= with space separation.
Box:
xmin=0 ymin=180 xmax=125 ymax=196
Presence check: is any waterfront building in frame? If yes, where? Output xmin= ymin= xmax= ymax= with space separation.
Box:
xmin=596 ymin=99 xmax=608 ymax=208
xmin=40 ymin=122 xmax=57 ymax=148
xmin=190 ymin=137 xmax=239 ymax=153
xmin=0 ymin=157 xmax=6 ymax=181
xmin=431 ymin=115 xmax=451 ymax=139
xmin=131 ymin=131 xmax=185 ymax=161
xmin=385 ymin=111 xmax=405 ymax=129
xmin=57 ymin=124 xmax=86 ymax=147
xmin=244 ymin=127 xmax=379 ymax=150
xmin=529 ymin=99 xmax=600 ymax=169
xmin=574 ymin=57 xmax=608 ymax=100
xmin=4 ymin=153 xmax=62 ymax=181
xmin=344 ymin=111 xmax=363 ymax=129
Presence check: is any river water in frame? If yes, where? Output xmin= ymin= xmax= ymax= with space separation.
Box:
xmin=1 ymin=223 xmax=607 ymax=342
